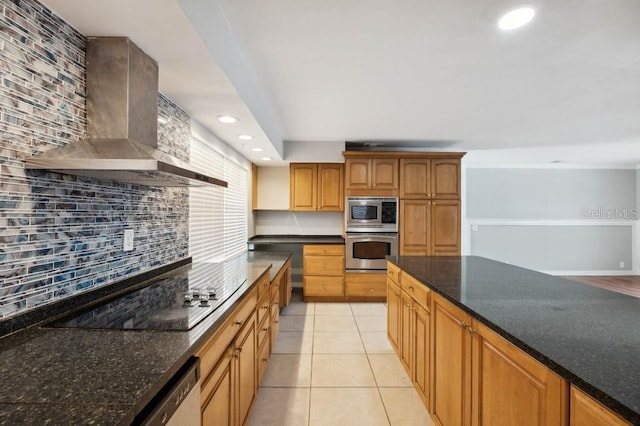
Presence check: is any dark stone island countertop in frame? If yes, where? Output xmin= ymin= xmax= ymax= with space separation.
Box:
xmin=0 ymin=251 xmax=291 ymax=426
xmin=248 ymin=234 xmax=344 ymax=245
xmin=388 ymin=255 xmax=640 ymax=425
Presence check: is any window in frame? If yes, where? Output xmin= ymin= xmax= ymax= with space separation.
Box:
xmin=189 ymin=136 xmax=248 ymax=262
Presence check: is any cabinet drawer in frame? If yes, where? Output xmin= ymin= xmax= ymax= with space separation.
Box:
xmin=345 ymin=272 xmax=387 ymax=297
xmin=197 ymin=286 xmax=257 ymax=382
xmin=304 ymin=276 xmax=344 ymax=296
xmin=387 ymin=262 xmax=401 ymax=284
xmin=256 ymin=272 xmax=270 ymax=300
xmin=257 ymin=338 xmax=270 ymax=386
xmin=401 ymin=272 xmax=430 ymax=310
xmin=346 ymin=281 xmax=387 ymax=297
xmin=257 ymin=315 xmax=270 ymax=349
xmin=304 ymin=255 xmax=345 ymax=276
xmin=257 ymin=295 xmax=270 ymax=325
xmin=270 ymin=280 xmax=280 ymax=299
xmin=304 ymin=244 xmax=345 ymax=256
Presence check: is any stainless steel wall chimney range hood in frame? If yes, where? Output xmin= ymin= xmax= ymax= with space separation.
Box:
xmin=26 ymin=37 xmax=227 ymax=188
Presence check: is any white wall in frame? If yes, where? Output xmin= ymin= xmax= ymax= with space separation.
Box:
xmin=466 ymin=167 xmax=637 ymax=274
xmin=255 ymin=211 xmax=343 ymax=235
xmin=284 ymin=140 xmax=346 ymax=162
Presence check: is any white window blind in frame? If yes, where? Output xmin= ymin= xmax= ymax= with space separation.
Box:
xmin=189 ymin=137 xmax=247 ymax=262
xmin=224 ymin=159 xmax=248 ymax=258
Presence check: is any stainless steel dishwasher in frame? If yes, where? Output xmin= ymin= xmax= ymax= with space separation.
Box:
xmin=138 ymin=357 xmax=201 ymax=426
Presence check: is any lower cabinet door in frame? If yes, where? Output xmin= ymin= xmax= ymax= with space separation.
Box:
xmin=386 ymin=279 xmax=402 ymax=352
xmin=201 ymin=347 xmax=234 ymax=426
xmin=257 ymin=338 xmax=270 ymax=387
xmin=400 ymin=291 xmax=412 ymax=373
xmin=413 ymin=302 xmax=430 ymax=409
xmin=570 ymin=386 xmax=629 ymax=426
xmin=431 ymin=294 xmax=472 ymax=426
xmin=472 ymin=320 xmax=568 ymax=426
xmin=236 ymin=316 xmax=257 ymax=426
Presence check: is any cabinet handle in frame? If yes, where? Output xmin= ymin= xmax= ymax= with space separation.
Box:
xmin=263 ymin=305 xmax=269 ymax=310
xmin=460 ymin=321 xmax=468 ymax=329
xmin=233 ymin=352 xmax=240 ymax=358
xmin=263 ymin=327 xmax=269 ymax=332
xmin=235 ymin=321 xmax=243 ymax=326
xmin=468 ymin=327 xmax=477 ymax=335
xmin=262 ymin=358 xmax=268 ymax=363
xmin=408 ymin=286 xmax=414 ymax=290
xmin=369 ymin=288 xmax=374 ymax=293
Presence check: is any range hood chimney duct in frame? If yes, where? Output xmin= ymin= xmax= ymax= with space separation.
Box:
xmin=25 ymin=37 xmax=227 ymax=188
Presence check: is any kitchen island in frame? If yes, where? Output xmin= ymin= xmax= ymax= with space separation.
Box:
xmin=388 ymin=255 xmax=640 ymax=425
xmin=0 ymin=251 xmax=291 ymax=425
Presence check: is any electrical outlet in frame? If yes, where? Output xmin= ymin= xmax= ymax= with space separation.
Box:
xmin=619 ymin=261 xmax=625 ymax=269
xmin=472 ymin=225 xmax=479 ymax=231
xmin=124 ymin=229 xmax=134 ymax=252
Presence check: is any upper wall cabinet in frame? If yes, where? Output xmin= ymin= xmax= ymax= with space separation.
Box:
xmin=344 ymin=153 xmax=399 ymax=196
xmin=290 ymin=163 xmax=344 ymax=212
xmin=400 ymin=158 xmax=461 ymax=199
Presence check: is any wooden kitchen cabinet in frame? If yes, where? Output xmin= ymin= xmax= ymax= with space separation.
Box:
xmin=431 ymin=292 xmax=568 ymax=426
xmin=400 ymin=290 xmax=413 ymax=373
xmin=345 ymin=271 xmax=386 ymax=299
xmin=199 ymin=297 xmax=257 ymax=426
xmin=400 ymin=158 xmax=460 ymax=199
xmin=400 ymin=199 xmax=460 ymax=256
xmin=201 ymin=346 xmax=234 ymax=426
xmin=344 ymin=155 xmax=398 ymax=196
xmin=387 ymin=278 xmax=402 ymax=353
xmin=289 ymin=163 xmax=344 ymax=211
xmin=431 ymin=293 xmax=473 ymax=426
xmin=303 ymin=244 xmax=345 ymax=300
xmin=472 ymin=320 xmax=568 ymax=426
xmin=570 ymin=386 xmax=630 ymax=426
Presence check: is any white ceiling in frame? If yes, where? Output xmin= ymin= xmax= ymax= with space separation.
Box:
xmin=43 ymin=0 xmax=640 ymax=167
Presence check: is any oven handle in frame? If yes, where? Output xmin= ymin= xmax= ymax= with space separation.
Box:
xmin=346 ymin=234 xmax=398 ymax=242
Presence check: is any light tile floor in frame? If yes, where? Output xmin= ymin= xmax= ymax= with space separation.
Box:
xmin=248 ymin=292 xmax=435 ymax=426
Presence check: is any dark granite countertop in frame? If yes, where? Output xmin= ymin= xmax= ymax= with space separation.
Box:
xmin=248 ymin=234 xmax=344 ymax=245
xmin=388 ymin=255 xmax=640 ymax=425
xmin=0 ymin=251 xmax=291 ymax=426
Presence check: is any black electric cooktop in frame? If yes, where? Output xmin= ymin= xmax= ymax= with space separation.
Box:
xmin=49 ymin=260 xmax=248 ymax=331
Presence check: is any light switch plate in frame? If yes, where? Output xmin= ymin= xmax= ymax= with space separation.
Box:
xmin=123 ymin=229 xmax=134 ymax=252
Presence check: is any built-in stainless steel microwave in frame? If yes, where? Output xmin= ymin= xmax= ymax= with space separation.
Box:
xmin=345 ymin=197 xmax=398 ymax=233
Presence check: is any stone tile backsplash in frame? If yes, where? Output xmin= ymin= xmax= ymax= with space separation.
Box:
xmin=0 ymin=0 xmax=190 ymax=319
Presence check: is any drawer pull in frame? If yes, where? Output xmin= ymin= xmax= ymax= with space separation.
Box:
xmin=369 ymin=288 xmax=374 ymax=293
xmin=235 ymin=321 xmax=243 ymax=326
xmin=263 ymin=327 xmax=269 ymax=332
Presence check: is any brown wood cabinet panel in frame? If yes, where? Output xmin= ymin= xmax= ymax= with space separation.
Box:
xmin=290 ymin=163 xmax=317 ymax=211
xmin=400 ymin=291 xmax=413 ymax=373
xmin=431 ymin=200 xmax=461 ymax=255
xmin=270 ymin=298 xmax=280 ymax=351
xmin=345 ymin=272 xmax=386 ymax=297
xmin=277 ymin=258 xmax=293 ymax=308
xmin=413 ymin=302 xmax=430 ymax=410
xmin=431 ymin=294 xmax=473 ymax=426
xmin=304 ymin=245 xmax=345 ymax=256
xmin=345 ymin=158 xmax=371 ymax=190
xmin=400 ymin=199 xmax=430 ymax=255
xmin=201 ymin=347 xmax=234 ymax=426
xmin=570 ymin=387 xmax=629 ymax=426
xmin=387 ymin=261 xmax=401 ymax=284
xmin=472 ymin=320 xmax=568 ymax=426
xmin=236 ymin=317 xmax=256 ymax=426
xmin=372 ymin=158 xmax=398 ymax=190
xmin=303 ymin=255 xmax=345 ymax=276
xmin=318 ymin=163 xmax=344 ymax=211
xmin=431 ymin=159 xmax=460 ymax=199
xmin=400 ymin=159 xmax=431 ymax=198
xmin=387 ymin=278 xmax=402 ymax=353
xmin=257 ymin=338 xmax=270 ymax=387
xmin=303 ymin=276 xmax=344 ymax=296
xmin=401 ymin=272 xmax=430 ymax=309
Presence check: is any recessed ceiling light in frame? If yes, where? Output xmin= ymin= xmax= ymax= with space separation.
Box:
xmin=251 ymin=147 xmax=263 ymax=152
xmin=498 ymin=7 xmax=535 ymax=30
xmin=238 ymin=134 xmax=254 ymax=141
xmin=261 ymin=157 xmax=273 ymax=161
xmin=217 ymin=115 xmax=238 ymax=124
